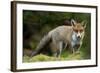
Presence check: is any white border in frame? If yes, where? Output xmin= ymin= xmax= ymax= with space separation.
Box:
xmin=16 ymin=3 xmax=96 ymax=69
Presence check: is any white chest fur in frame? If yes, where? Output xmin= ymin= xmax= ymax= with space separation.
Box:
xmin=71 ymin=32 xmax=82 ymax=48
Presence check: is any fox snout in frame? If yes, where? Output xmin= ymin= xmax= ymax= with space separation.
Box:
xmin=77 ymin=35 xmax=81 ymax=39
xmin=77 ymin=32 xmax=81 ymax=39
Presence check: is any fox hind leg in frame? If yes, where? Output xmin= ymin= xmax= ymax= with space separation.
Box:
xmin=55 ymin=41 xmax=63 ymax=57
xmin=59 ymin=41 xmax=63 ymax=57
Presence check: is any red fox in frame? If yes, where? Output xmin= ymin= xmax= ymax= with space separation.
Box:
xmin=31 ymin=19 xmax=86 ymax=57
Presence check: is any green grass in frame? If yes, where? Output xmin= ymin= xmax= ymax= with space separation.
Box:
xmin=23 ymin=50 xmax=85 ymax=63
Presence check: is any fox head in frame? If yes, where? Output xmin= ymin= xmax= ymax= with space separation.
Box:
xmin=71 ymin=19 xmax=87 ymax=40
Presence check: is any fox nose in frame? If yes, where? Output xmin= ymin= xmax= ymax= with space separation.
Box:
xmin=77 ymin=32 xmax=81 ymax=39
xmin=77 ymin=36 xmax=81 ymax=39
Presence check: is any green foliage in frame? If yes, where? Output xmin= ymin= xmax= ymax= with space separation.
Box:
xmin=23 ymin=51 xmax=83 ymax=62
xmin=23 ymin=55 xmax=30 ymax=62
xmin=30 ymin=54 xmax=57 ymax=62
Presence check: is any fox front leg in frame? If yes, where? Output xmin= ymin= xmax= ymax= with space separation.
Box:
xmin=72 ymin=48 xmax=75 ymax=54
xmin=68 ymin=43 xmax=75 ymax=54
xmin=72 ymin=44 xmax=81 ymax=54
xmin=76 ymin=44 xmax=81 ymax=54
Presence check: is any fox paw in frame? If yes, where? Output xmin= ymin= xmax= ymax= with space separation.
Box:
xmin=75 ymin=51 xmax=80 ymax=54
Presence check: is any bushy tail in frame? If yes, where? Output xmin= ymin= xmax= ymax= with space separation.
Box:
xmin=31 ymin=35 xmax=51 ymax=57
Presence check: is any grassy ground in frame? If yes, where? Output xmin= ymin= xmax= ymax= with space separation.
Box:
xmin=23 ymin=50 xmax=85 ymax=63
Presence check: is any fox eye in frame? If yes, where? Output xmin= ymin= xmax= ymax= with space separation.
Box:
xmin=74 ymin=30 xmax=78 ymax=33
xmin=80 ymin=30 xmax=83 ymax=32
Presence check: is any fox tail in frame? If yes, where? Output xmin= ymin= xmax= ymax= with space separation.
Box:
xmin=31 ymin=34 xmax=51 ymax=57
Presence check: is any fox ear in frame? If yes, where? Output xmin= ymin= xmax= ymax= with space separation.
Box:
xmin=81 ymin=20 xmax=87 ymax=28
xmin=71 ymin=19 xmax=76 ymax=26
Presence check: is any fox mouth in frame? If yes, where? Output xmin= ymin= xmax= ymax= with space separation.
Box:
xmin=77 ymin=36 xmax=81 ymax=40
